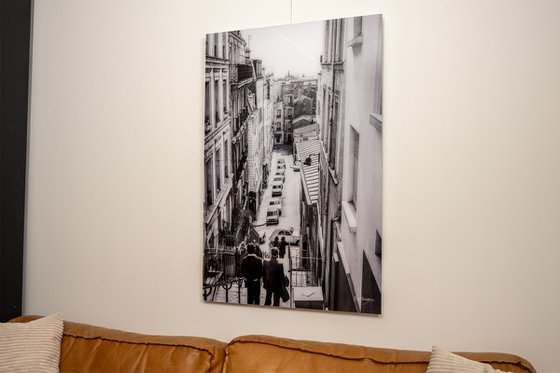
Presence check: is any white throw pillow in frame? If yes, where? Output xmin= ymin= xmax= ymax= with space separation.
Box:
xmin=427 ymin=346 xmax=512 ymax=373
xmin=0 ymin=313 xmax=64 ymax=373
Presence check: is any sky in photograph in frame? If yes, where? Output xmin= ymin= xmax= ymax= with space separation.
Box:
xmin=241 ymin=21 xmax=323 ymax=78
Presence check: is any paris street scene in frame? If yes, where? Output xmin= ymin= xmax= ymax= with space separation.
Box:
xmin=202 ymin=14 xmax=383 ymax=314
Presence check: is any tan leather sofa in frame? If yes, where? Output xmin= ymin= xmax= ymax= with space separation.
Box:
xmin=11 ymin=315 xmax=536 ymax=373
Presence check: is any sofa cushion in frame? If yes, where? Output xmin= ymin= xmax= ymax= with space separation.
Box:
xmin=0 ymin=313 xmax=64 ymax=373
xmin=224 ymin=335 xmax=536 ymax=373
xmin=428 ymin=346 xmax=513 ymax=373
xmin=10 ymin=315 xmax=226 ymax=373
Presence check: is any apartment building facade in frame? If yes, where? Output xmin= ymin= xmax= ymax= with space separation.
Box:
xmin=318 ymin=15 xmax=383 ymax=314
xmin=204 ymin=31 xmax=233 ymax=249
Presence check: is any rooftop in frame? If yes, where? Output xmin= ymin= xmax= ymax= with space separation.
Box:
xmin=296 ymin=139 xmax=322 ymax=205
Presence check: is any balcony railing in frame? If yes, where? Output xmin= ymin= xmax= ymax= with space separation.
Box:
xmin=288 ymin=245 xmax=320 ymax=288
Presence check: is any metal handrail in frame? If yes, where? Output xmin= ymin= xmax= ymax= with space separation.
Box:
xmin=203 ymin=276 xmax=245 ymax=304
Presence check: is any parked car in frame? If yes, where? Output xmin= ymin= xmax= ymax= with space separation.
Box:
xmin=269 ymin=228 xmax=300 ymax=246
xmin=277 ymin=163 xmax=286 ymax=170
xmin=272 ymin=181 xmax=283 ymax=197
xmin=266 ymin=207 xmax=280 ymax=225
xmin=277 ymin=157 xmax=285 ymax=164
xmin=275 ymin=170 xmax=286 ymax=182
xmin=291 ymin=160 xmax=301 ymax=172
xmin=273 ymin=175 xmax=284 ymax=184
xmin=268 ymin=198 xmax=282 ymax=215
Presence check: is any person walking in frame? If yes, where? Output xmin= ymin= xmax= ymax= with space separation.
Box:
xmin=264 ymin=248 xmax=287 ymax=307
xmin=279 ymin=237 xmax=288 ymax=259
xmin=262 ymin=259 xmax=272 ymax=306
xmin=241 ymin=244 xmax=263 ymax=305
xmin=252 ymin=239 xmax=263 ymax=258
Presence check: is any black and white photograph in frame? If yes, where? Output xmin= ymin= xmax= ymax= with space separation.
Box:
xmin=202 ymin=14 xmax=383 ymax=315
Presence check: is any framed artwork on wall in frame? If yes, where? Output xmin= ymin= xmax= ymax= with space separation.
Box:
xmin=202 ymin=14 xmax=383 ymax=315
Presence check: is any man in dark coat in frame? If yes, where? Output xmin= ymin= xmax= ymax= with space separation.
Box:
xmin=241 ymin=244 xmax=263 ymax=305
xmin=263 ymin=248 xmax=286 ymax=307
xmin=278 ymin=236 xmax=288 ymax=259
xmin=262 ymin=259 xmax=272 ymax=306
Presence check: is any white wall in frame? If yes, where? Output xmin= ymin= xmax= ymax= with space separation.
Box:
xmin=25 ymin=0 xmax=560 ymax=371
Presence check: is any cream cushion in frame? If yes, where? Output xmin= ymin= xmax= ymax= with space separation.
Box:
xmin=0 ymin=313 xmax=64 ymax=373
xmin=427 ymin=346 xmax=513 ymax=373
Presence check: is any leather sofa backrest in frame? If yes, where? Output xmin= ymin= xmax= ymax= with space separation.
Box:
xmin=224 ymin=335 xmax=536 ymax=373
xmin=10 ymin=316 xmax=536 ymax=373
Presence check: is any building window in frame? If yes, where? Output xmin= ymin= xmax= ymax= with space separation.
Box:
xmin=330 ymin=20 xmax=336 ymax=62
xmin=370 ymin=16 xmax=383 ymax=130
xmin=348 ymin=16 xmax=364 ymax=49
xmin=223 ymin=81 xmax=227 ymax=114
xmin=375 ymin=230 xmax=382 ymax=257
xmin=323 ymin=21 xmax=330 ymax=62
xmin=333 ymin=20 xmax=339 ymax=62
xmin=205 ymin=157 xmax=213 ymax=206
xmin=215 ymin=148 xmax=221 ymax=193
xmin=350 ymin=126 xmax=359 ymax=205
xmin=205 ymin=81 xmax=210 ymax=130
xmin=214 ymin=79 xmax=219 ymax=123
xmin=374 ymin=17 xmax=383 ymax=117
xmin=214 ymin=33 xmax=218 ymax=57
xmin=276 ymin=109 xmax=281 ymax=118
xmin=224 ymin=141 xmax=229 ymax=178
xmin=322 ymin=87 xmax=328 ymax=144
xmin=354 ymin=17 xmax=362 ymax=38
xmin=360 ymin=251 xmax=381 ymax=314
xmin=328 ymin=98 xmax=339 ymax=169
xmin=336 ymin=19 xmax=344 ymax=62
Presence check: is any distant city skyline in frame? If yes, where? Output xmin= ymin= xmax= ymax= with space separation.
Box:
xmin=241 ymin=21 xmax=323 ymax=78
